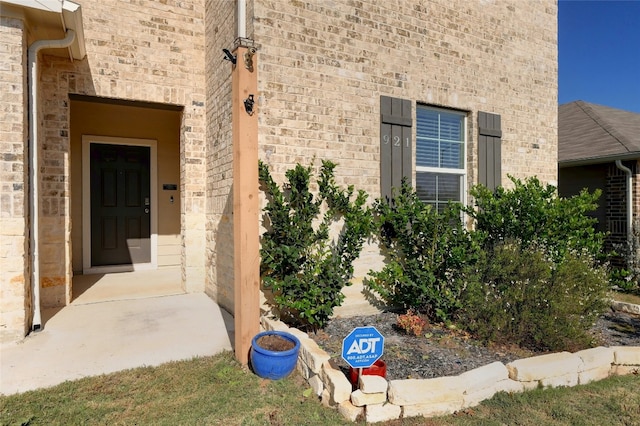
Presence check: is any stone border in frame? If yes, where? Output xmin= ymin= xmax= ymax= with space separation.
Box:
xmin=611 ymin=300 xmax=640 ymax=316
xmin=261 ymin=316 xmax=640 ymax=423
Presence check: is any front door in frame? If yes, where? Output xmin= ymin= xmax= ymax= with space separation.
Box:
xmin=90 ymin=143 xmax=151 ymax=266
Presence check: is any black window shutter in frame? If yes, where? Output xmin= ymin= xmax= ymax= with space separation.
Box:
xmin=380 ymin=96 xmax=412 ymax=200
xmin=478 ymin=111 xmax=502 ymax=190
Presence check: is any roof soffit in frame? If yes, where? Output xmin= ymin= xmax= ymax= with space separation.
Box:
xmin=2 ymin=0 xmax=86 ymax=60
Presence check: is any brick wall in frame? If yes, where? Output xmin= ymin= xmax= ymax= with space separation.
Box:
xmin=252 ymin=0 xmax=558 ymax=277
xmin=0 ymin=16 xmax=30 ymax=343
xmin=606 ymin=161 xmax=640 ymax=260
xmin=204 ymin=0 xmax=236 ymax=313
xmin=2 ymin=0 xmax=559 ymax=339
xmin=254 ymin=0 xmax=557 ymax=191
xmin=36 ymin=0 xmax=208 ymax=304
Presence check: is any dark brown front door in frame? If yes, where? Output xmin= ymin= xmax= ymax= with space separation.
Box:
xmin=90 ymin=143 xmax=151 ymax=266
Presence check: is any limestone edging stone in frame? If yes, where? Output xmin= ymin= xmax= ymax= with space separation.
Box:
xmin=259 ymin=315 xmax=640 ymax=423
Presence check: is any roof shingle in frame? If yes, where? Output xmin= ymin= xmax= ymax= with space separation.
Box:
xmin=558 ymin=100 xmax=640 ymax=165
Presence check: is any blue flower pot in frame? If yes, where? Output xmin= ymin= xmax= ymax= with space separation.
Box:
xmin=250 ymin=330 xmax=301 ymax=380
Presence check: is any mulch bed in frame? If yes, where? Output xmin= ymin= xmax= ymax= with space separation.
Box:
xmin=309 ymin=309 xmax=640 ymax=381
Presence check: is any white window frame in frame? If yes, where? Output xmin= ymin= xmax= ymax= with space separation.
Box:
xmin=415 ymin=105 xmax=467 ymax=210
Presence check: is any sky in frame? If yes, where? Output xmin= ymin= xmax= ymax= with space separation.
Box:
xmin=558 ymin=0 xmax=640 ymax=113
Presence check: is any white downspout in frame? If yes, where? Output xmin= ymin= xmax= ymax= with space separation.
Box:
xmin=615 ymin=160 xmax=634 ymax=243
xmin=237 ymin=0 xmax=246 ymax=38
xmin=28 ymin=30 xmax=76 ymax=332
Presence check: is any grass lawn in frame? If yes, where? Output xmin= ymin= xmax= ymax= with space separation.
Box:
xmin=1 ymin=351 xmax=639 ymax=425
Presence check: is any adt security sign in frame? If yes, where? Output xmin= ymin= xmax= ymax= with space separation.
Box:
xmin=342 ymin=326 xmax=384 ymax=368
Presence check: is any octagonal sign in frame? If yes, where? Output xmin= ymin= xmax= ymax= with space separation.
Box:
xmin=341 ymin=326 xmax=384 ymax=369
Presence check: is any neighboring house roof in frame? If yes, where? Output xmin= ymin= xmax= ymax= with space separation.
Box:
xmin=558 ymin=100 xmax=640 ymax=166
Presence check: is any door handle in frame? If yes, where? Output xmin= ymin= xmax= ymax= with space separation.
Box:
xmin=144 ymin=208 xmax=150 ymax=214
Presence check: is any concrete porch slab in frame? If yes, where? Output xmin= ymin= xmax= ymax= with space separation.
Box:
xmin=1 ymin=271 xmax=234 ymax=395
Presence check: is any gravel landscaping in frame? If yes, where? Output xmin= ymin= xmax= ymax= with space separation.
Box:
xmin=310 ymin=307 xmax=640 ymax=381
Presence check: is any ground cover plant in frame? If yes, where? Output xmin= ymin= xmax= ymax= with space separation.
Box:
xmin=0 ymin=352 xmax=347 ymax=426
xmin=258 ymin=160 xmax=372 ymax=330
xmin=1 ymin=352 xmax=639 ymax=425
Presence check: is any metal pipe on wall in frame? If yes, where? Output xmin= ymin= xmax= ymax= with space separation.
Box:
xmin=237 ymin=0 xmax=246 ymax=39
xmin=28 ymin=30 xmax=76 ymax=331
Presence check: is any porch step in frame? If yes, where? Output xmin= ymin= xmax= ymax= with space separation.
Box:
xmin=332 ymin=279 xmax=384 ymax=318
xmin=72 ymin=268 xmax=184 ymax=304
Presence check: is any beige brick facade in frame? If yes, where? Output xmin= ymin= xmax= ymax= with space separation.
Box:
xmin=1 ymin=15 xmax=30 ymax=343
xmin=38 ymin=0 xmax=207 ymax=304
xmin=254 ymin=0 xmax=557 ymax=193
xmin=1 ymin=0 xmax=557 ymax=343
xmin=1 ymin=1 xmax=209 ymax=342
xmin=252 ymin=0 xmax=557 ymax=276
xmin=204 ymin=0 xmax=236 ymax=314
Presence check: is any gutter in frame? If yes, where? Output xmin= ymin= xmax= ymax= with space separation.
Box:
xmin=615 ymin=160 xmax=634 ymax=243
xmin=28 ymin=29 xmax=76 ymax=331
xmin=559 ymin=152 xmax=640 ymax=168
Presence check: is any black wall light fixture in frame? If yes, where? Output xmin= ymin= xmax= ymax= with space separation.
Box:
xmin=244 ymin=94 xmax=255 ymax=116
xmin=222 ymin=48 xmax=236 ymax=64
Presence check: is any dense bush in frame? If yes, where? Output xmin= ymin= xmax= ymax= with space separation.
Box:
xmin=464 ymin=176 xmax=605 ymax=262
xmin=458 ymin=178 xmax=609 ymax=350
xmin=259 ymin=162 xmax=612 ymax=352
xmin=611 ymin=219 xmax=640 ymax=293
xmin=365 ymin=177 xmax=610 ymax=352
xmin=459 ymin=239 xmax=609 ymax=352
xmin=365 ymin=181 xmax=480 ymax=323
xmin=258 ymin=160 xmax=372 ymax=330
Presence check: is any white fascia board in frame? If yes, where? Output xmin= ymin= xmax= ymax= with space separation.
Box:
xmin=61 ymin=1 xmax=85 ymax=59
xmin=2 ymin=0 xmax=63 ymax=13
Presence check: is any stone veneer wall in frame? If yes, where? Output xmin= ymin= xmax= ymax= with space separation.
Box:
xmin=0 ymin=16 xmax=30 ymax=343
xmin=252 ymin=0 xmax=558 ymax=281
xmin=262 ymin=315 xmax=640 ymax=423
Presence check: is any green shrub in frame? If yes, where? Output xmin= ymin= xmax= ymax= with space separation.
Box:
xmin=460 ymin=240 xmax=609 ymax=352
xmin=465 ymin=176 xmax=605 ymax=263
xmin=365 ymin=181 xmax=480 ymax=323
xmin=611 ymin=219 xmax=640 ymax=293
xmin=258 ymin=160 xmax=372 ymax=330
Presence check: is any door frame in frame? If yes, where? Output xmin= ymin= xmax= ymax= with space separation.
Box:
xmin=82 ymin=135 xmax=158 ymax=274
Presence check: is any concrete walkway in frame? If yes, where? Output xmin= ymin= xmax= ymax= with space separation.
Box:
xmin=1 ymin=270 xmax=234 ymax=395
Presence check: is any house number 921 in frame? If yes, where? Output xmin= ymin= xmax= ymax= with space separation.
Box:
xmin=382 ymin=134 xmax=410 ymax=148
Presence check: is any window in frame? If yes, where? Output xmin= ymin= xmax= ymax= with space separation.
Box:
xmin=416 ymin=105 xmax=466 ymax=210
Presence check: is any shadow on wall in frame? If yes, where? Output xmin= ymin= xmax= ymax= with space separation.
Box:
xmin=215 ymin=188 xmax=235 ymax=347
